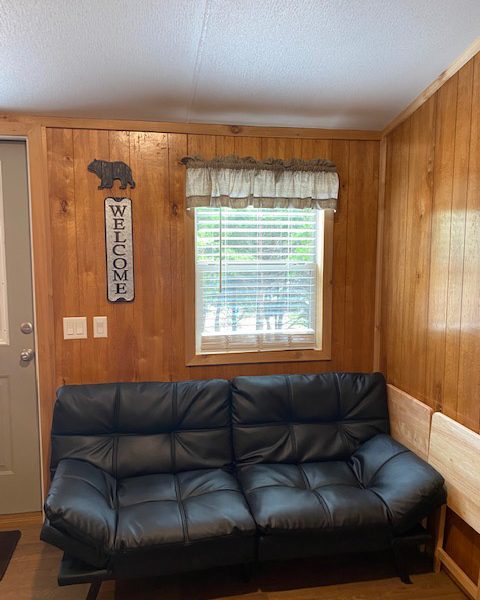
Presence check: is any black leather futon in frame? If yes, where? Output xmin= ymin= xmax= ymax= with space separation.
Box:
xmin=41 ymin=372 xmax=446 ymax=598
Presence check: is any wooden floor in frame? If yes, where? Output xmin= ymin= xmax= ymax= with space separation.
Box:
xmin=0 ymin=513 xmax=466 ymax=600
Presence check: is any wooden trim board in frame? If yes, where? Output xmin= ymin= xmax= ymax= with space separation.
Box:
xmin=428 ymin=412 xmax=480 ymax=599
xmin=0 ymin=114 xmax=382 ymax=141
xmin=27 ymin=123 xmax=56 ymax=499
xmin=386 ymin=384 xmax=433 ymax=460
xmin=383 ymin=36 xmax=480 ymax=136
xmin=437 ymin=547 xmax=479 ymax=600
xmin=0 ymin=511 xmax=43 ymax=527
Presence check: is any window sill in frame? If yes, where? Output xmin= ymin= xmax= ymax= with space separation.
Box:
xmin=186 ymin=348 xmax=332 ymax=367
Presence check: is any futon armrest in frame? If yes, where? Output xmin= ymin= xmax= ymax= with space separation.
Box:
xmin=349 ymin=434 xmax=446 ymax=534
xmin=44 ymin=459 xmax=117 ymax=554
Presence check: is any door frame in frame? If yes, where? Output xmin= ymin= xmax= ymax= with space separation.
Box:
xmin=0 ymin=120 xmax=55 ymax=501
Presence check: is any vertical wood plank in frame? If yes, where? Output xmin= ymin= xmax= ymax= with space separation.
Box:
xmin=382 ymin=121 xmax=410 ymax=386
xmin=187 ymin=134 xmax=217 ymax=159
xmin=329 ymin=140 xmax=349 ymax=371
xmin=47 ymin=128 xmax=80 ymax=386
xmin=72 ymin=129 xmax=110 ymax=382
xmin=215 ymin=136 xmax=235 ymax=156
xmin=261 ymin=137 xmax=302 ymax=160
xmin=456 ymin=54 xmax=480 ymax=432
xmin=233 ymin=137 xmax=262 ymax=158
xmin=300 ymin=139 xmax=332 ymax=161
xmin=344 ymin=141 xmax=379 ymax=371
xmin=373 ymin=137 xmax=387 ymax=371
xmin=443 ymin=60 xmax=474 ymax=419
xmin=425 ymin=74 xmax=458 ymax=411
xmin=168 ymin=133 xmax=188 ymax=381
xmin=129 ymin=132 xmax=171 ymax=381
xmin=400 ymin=96 xmax=436 ymax=403
xmin=379 ymin=135 xmax=392 ymax=377
xmin=184 ymin=135 xmax=217 ymax=380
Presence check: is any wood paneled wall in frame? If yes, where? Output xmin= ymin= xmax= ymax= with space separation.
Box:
xmin=381 ymin=52 xmax=480 ymax=582
xmin=47 ymin=130 xmax=379 ymax=386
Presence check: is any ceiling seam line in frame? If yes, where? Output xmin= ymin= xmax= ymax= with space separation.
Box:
xmin=186 ymin=0 xmax=211 ymax=124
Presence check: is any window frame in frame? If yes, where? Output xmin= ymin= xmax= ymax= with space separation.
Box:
xmin=185 ymin=208 xmax=333 ymax=366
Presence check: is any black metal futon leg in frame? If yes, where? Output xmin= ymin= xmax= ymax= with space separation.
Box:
xmin=391 ymin=523 xmax=433 ymax=584
xmin=85 ymin=580 xmax=102 ymax=600
xmin=57 ymin=554 xmax=109 ymax=600
xmin=392 ymin=544 xmax=412 ymax=584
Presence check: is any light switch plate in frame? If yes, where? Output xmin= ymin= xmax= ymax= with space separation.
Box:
xmin=93 ymin=316 xmax=108 ymax=338
xmin=63 ymin=317 xmax=87 ymax=339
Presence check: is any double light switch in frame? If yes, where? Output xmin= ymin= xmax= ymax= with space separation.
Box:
xmin=63 ymin=317 xmax=87 ymax=339
xmin=63 ymin=316 xmax=108 ymax=339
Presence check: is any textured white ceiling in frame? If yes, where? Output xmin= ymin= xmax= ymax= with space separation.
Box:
xmin=0 ymin=0 xmax=479 ymax=130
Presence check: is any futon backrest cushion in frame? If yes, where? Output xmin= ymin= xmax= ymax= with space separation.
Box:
xmin=51 ymin=379 xmax=231 ymax=478
xmin=231 ymin=372 xmax=388 ymax=466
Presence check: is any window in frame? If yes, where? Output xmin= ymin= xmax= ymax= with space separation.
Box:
xmin=187 ymin=206 xmax=333 ymax=364
xmin=182 ymin=154 xmax=337 ymax=366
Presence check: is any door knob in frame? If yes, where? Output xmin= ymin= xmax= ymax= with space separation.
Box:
xmin=20 ymin=348 xmax=35 ymax=362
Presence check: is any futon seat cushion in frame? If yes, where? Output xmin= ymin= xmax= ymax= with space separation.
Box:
xmin=237 ymin=434 xmax=445 ymax=561
xmin=238 ymin=460 xmax=390 ymax=535
xmin=115 ymin=468 xmax=256 ymax=552
xmin=43 ymin=461 xmax=257 ymax=572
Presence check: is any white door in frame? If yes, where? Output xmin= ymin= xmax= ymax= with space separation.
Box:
xmin=0 ymin=140 xmax=41 ymax=514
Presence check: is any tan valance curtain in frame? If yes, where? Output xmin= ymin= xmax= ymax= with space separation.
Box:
xmin=181 ymin=155 xmax=339 ymax=210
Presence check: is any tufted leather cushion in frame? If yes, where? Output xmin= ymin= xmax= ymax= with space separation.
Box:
xmin=51 ymin=379 xmax=231 ymax=478
xmin=232 ymin=372 xmax=389 ymax=465
xmin=237 ymin=433 xmax=445 ymax=560
xmin=238 ymin=460 xmax=390 ymax=535
xmin=116 ymin=468 xmax=255 ymax=552
xmin=42 ymin=461 xmax=256 ymax=569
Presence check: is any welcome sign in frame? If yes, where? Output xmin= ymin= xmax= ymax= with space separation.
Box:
xmin=105 ymin=197 xmax=134 ymax=302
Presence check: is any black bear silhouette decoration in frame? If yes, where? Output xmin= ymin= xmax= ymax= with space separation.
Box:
xmin=87 ymin=159 xmax=136 ymax=190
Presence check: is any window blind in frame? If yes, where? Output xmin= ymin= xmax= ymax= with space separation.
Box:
xmin=195 ymin=207 xmax=323 ymax=353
